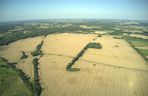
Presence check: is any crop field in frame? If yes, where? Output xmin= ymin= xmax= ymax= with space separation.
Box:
xmin=16 ymin=57 xmax=34 ymax=80
xmin=0 ymin=36 xmax=45 ymax=92
xmin=0 ymin=36 xmax=43 ymax=63
xmin=72 ymin=60 xmax=148 ymax=96
xmin=0 ymin=36 xmax=43 ymax=82
xmin=42 ymin=33 xmax=96 ymax=57
xmin=124 ymin=36 xmax=148 ymax=47
xmin=81 ymin=35 xmax=148 ymax=70
xmin=38 ymin=55 xmax=72 ymax=96
xmin=39 ymin=33 xmax=97 ymax=96
xmin=38 ymin=33 xmax=148 ymax=96
xmin=39 ymin=55 xmax=148 ymax=96
xmin=124 ymin=36 xmax=148 ymax=62
xmin=0 ymin=32 xmax=148 ymax=96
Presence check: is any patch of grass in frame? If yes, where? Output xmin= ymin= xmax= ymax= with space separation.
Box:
xmin=124 ymin=36 xmax=148 ymax=47
xmin=114 ymin=45 xmax=119 ymax=47
xmin=140 ymin=49 xmax=148 ymax=56
xmin=108 ymin=30 xmax=123 ymax=35
xmin=0 ymin=58 xmax=33 ymax=96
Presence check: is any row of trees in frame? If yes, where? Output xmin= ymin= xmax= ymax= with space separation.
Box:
xmin=86 ymin=42 xmax=102 ymax=49
xmin=31 ymin=41 xmax=43 ymax=56
xmin=32 ymin=58 xmax=42 ymax=96
xmin=66 ymin=42 xmax=102 ymax=71
xmin=66 ymin=45 xmax=87 ymax=71
xmin=21 ymin=51 xmax=28 ymax=60
xmin=31 ymin=38 xmax=44 ymax=96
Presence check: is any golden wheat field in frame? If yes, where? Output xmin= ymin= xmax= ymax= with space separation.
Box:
xmin=0 ymin=33 xmax=148 ymax=96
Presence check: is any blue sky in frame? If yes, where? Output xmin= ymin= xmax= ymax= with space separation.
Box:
xmin=0 ymin=0 xmax=148 ymax=22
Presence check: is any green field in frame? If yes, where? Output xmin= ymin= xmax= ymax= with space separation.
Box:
xmin=0 ymin=58 xmax=32 ymax=96
xmin=124 ymin=36 xmax=148 ymax=62
xmin=124 ymin=36 xmax=148 ymax=47
xmin=140 ymin=49 xmax=148 ymax=56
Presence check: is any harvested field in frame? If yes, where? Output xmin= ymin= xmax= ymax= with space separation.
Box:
xmin=0 ymin=33 xmax=148 ymax=96
xmin=39 ymin=55 xmax=148 ymax=96
xmin=16 ymin=57 xmax=34 ymax=80
xmin=72 ymin=60 xmax=148 ymax=96
xmin=42 ymin=33 xmax=96 ymax=57
xmin=39 ymin=33 xmax=148 ymax=96
xmin=0 ymin=36 xmax=43 ymax=63
xmin=38 ymin=55 xmax=72 ymax=96
xmin=82 ymin=35 xmax=148 ymax=70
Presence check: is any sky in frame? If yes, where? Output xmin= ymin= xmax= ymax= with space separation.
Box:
xmin=0 ymin=0 xmax=148 ymax=22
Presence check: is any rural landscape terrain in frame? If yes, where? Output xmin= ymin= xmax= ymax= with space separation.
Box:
xmin=0 ymin=19 xmax=148 ymax=96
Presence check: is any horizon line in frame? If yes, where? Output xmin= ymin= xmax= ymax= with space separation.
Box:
xmin=0 ymin=17 xmax=148 ymax=23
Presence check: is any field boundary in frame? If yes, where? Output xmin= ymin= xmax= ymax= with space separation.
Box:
xmin=0 ymin=57 xmax=35 ymax=96
xmin=66 ymin=41 xmax=102 ymax=71
xmin=124 ymin=38 xmax=148 ymax=63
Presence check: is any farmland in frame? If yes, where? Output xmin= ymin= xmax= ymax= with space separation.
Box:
xmin=0 ymin=19 xmax=148 ymax=96
xmin=0 ymin=58 xmax=33 ymax=96
xmin=124 ymin=36 xmax=148 ymax=62
xmin=0 ymin=36 xmax=43 ymax=81
xmin=17 ymin=57 xmax=34 ymax=80
xmin=38 ymin=33 xmax=148 ymax=96
xmin=0 ymin=36 xmax=43 ymax=63
xmin=82 ymin=35 xmax=148 ymax=70
xmin=0 ymin=36 xmax=44 ymax=96
xmin=41 ymin=33 xmax=96 ymax=57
